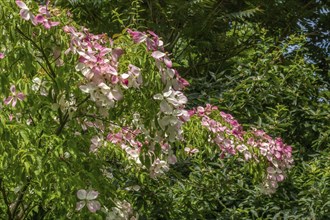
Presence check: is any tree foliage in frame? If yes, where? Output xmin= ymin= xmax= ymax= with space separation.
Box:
xmin=0 ymin=0 xmax=329 ymax=219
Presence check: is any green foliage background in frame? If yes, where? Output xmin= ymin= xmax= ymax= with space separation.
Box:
xmin=0 ymin=0 xmax=329 ymax=219
xmin=55 ymin=0 xmax=330 ymax=219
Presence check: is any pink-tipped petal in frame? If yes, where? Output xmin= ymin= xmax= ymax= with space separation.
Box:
xmin=86 ymin=190 xmax=98 ymax=200
xmin=34 ymin=14 xmax=45 ymax=23
xmin=16 ymin=1 xmax=28 ymax=9
xmin=168 ymin=155 xmax=177 ymax=164
xmin=147 ymin=30 xmax=158 ymax=38
xmin=277 ymin=174 xmax=285 ymax=182
xmin=10 ymin=85 xmax=16 ymax=93
xmin=17 ymin=93 xmax=25 ymax=101
xmin=77 ymin=51 xmax=97 ymax=63
xmin=50 ymin=21 xmax=60 ymax=27
xmin=151 ymin=51 xmax=165 ymax=60
xmin=164 ymin=56 xmax=172 ymax=68
xmin=87 ymin=201 xmax=101 ymax=213
xmin=4 ymin=97 xmax=13 ymax=105
xmin=38 ymin=6 xmax=48 ymax=15
xmin=112 ymin=48 xmax=124 ymax=62
xmin=43 ymin=20 xmax=51 ymax=29
xmin=20 ymin=9 xmax=30 ymax=20
xmin=99 ymin=48 xmax=112 ymax=57
xmin=12 ymin=98 xmax=17 ymax=107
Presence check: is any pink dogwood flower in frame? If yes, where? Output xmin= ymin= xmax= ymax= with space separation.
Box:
xmin=4 ymin=85 xmax=25 ymax=107
xmin=34 ymin=2 xmax=60 ymax=29
xmin=184 ymin=147 xmax=199 ymax=155
xmin=76 ymin=189 xmax=101 ymax=213
xmin=0 ymin=52 xmax=4 ymax=59
xmin=127 ymin=29 xmax=147 ymax=44
xmin=16 ymin=0 xmax=59 ymax=29
xmin=16 ymin=1 xmax=36 ymax=24
xmin=151 ymin=51 xmax=172 ymax=68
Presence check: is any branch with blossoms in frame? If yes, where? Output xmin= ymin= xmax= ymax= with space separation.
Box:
xmin=3 ymin=1 xmax=296 ymax=219
xmin=15 ymin=0 xmax=59 ymax=80
xmin=184 ymin=104 xmax=293 ymax=194
xmin=16 ymin=0 xmax=59 ymax=29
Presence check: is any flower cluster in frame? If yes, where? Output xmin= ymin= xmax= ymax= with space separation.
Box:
xmin=105 ymin=200 xmax=137 ymax=220
xmin=250 ymin=130 xmax=293 ymax=194
xmin=51 ymin=94 xmax=77 ymax=119
xmin=149 ymin=158 xmax=170 ymax=178
xmin=192 ymin=105 xmax=240 ymax=157
xmin=190 ymin=104 xmax=293 ymax=194
xmin=89 ymin=135 xmax=104 ymax=153
xmin=127 ymin=29 xmax=190 ymax=146
xmin=153 ymin=87 xmax=189 ymax=142
xmin=107 ymin=127 xmax=143 ymax=163
xmin=77 ymin=118 xmax=105 ymax=133
xmin=31 ymin=77 xmax=48 ymax=96
xmin=15 ymin=1 xmax=59 ymax=29
xmin=106 ymin=124 xmax=177 ymax=179
xmin=64 ymin=26 xmax=142 ymax=110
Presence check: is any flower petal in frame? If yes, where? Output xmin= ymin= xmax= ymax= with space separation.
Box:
xmin=38 ymin=6 xmax=48 ymax=15
xmin=168 ymin=155 xmax=177 ymax=164
xmin=20 ymin=9 xmax=31 ymax=20
xmin=160 ymin=100 xmax=173 ymax=114
xmin=77 ymin=189 xmax=87 ymax=200
xmin=12 ymin=98 xmax=17 ymax=107
xmin=4 ymin=97 xmax=13 ymax=105
xmin=87 ymin=200 xmax=101 ymax=213
xmin=80 ymin=84 xmax=95 ymax=93
xmin=75 ymin=63 xmax=85 ymax=71
xmin=153 ymin=94 xmax=163 ymax=100
xmin=121 ymin=73 xmax=130 ymax=79
xmin=34 ymin=14 xmax=45 ymax=23
xmin=10 ymin=85 xmax=16 ymax=93
xmin=151 ymin=51 xmax=165 ymax=60
xmin=76 ymin=201 xmax=86 ymax=211
xmin=16 ymin=1 xmax=28 ymax=9
xmin=17 ymin=93 xmax=25 ymax=101
xmin=164 ymin=56 xmax=172 ymax=68
xmin=49 ymin=21 xmax=60 ymax=27
xmin=109 ymin=88 xmax=123 ymax=101
xmin=86 ymin=190 xmax=98 ymax=200
xmin=267 ymin=167 xmax=276 ymax=174
xmin=32 ymin=77 xmax=41 ymax=84
xmin=277 ymin=174 xmax=285 ymax=182
xmin=42 ymin=20 xmax=51 ymax=29
xmin=166 ymin=68 xmax=175 ymax=78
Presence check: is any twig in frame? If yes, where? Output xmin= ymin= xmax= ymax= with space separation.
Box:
xmin=15 ymin=26 xmax=56 ymax=80
xmin=11 ymin=181 xmax=30 ymax=218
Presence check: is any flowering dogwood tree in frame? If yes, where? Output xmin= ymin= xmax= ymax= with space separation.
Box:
xmin=0 ymin=1 xmax=293 ymax=219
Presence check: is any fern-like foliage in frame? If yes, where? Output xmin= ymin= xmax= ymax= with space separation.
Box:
xmin=226 ymin=7 xmax=262 ymax=20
